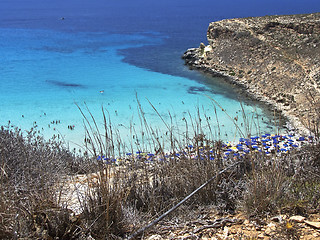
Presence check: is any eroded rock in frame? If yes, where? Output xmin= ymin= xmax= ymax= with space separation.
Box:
xmin=183 ymin=13 xmax=320 ymax=134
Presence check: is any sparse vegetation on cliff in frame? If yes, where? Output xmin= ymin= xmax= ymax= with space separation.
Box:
xmin=183 ymin=12 xmax=320 ymax=135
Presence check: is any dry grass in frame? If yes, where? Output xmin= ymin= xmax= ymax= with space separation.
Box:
xmin=0 ymin=102 xmax=319 ymax=239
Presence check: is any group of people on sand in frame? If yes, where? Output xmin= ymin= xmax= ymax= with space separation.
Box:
xmin=96 ymin=132 xmax=314 ymax=165
xmin=221 ymin=133 xmax=313 ymax=158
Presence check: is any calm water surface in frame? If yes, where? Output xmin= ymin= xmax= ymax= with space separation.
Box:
xmin=0 ymin=0 xmax=319 ymax=150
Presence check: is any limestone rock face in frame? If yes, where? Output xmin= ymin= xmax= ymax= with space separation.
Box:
xmin=183 ymin=13 xmax=320 ymax=132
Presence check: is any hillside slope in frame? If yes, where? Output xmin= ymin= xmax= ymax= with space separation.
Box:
xmin=183 ymin=13 xmax=320 ymax=133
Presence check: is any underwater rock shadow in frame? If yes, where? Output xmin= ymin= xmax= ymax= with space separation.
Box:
xmin=188 ymin=86 xmax=210 ymax=95
xmin=46 ymin=80 xmax=86 ymax=88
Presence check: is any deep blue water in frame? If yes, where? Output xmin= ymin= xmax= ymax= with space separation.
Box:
xmin=0 ymin=0 xmax=319 ymax=150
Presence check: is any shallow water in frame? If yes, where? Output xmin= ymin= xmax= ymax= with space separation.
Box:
xmin=0 ymin=0 xmax=319 ymax=151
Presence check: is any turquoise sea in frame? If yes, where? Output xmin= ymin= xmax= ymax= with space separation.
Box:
xmin=1 ymin=0 xmax=319 ymax=151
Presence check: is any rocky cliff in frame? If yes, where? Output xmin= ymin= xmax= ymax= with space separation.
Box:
xmin=183 ymin=13 xmax=320 ymax=133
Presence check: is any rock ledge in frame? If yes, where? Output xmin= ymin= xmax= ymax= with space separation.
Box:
xmin=183 ymin=13 xmax=320 ymax=134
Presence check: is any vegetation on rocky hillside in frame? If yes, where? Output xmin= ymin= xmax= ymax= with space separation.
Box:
xmin=0 ymin=103 xmax=319 ymax=239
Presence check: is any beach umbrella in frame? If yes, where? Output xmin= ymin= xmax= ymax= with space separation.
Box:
xmin=231 ymin=146 xmax=238 ymax=151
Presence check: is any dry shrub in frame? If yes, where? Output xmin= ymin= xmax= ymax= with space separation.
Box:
xmin=243 ymin=154 xmax=292 ymax=217
xmin=0 ymin=125 xmax=86 ymax=239
xmin=124 ymin=147 xmax=246 ymax=216
xmin=243 ymin=142 xmax=320 ymax=218
xmin=1 ymin=102 xmax=320 ymax=239
xmin=80 ymin=164 xmax=129 ymax=239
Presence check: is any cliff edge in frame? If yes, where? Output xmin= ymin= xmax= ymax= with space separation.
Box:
xmin=183 ymin=13 xmax=320 ymax=133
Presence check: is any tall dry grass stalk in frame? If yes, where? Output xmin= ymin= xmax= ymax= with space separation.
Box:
xmin=1 ymin=97 xmax=319 ymax=239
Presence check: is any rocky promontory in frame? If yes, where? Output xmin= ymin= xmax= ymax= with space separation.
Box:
xmin=183 ymin=13 xmax=320 ymax=133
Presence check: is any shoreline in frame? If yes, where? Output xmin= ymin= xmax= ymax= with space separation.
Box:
xmin=182 ymin=13 xmax=320 ymax=137
xmin=183 ymin=48 xmax=309 ymax=136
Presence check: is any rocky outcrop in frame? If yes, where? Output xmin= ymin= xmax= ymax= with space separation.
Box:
xmin=183 ymin=13 xmax=320 ymax=133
